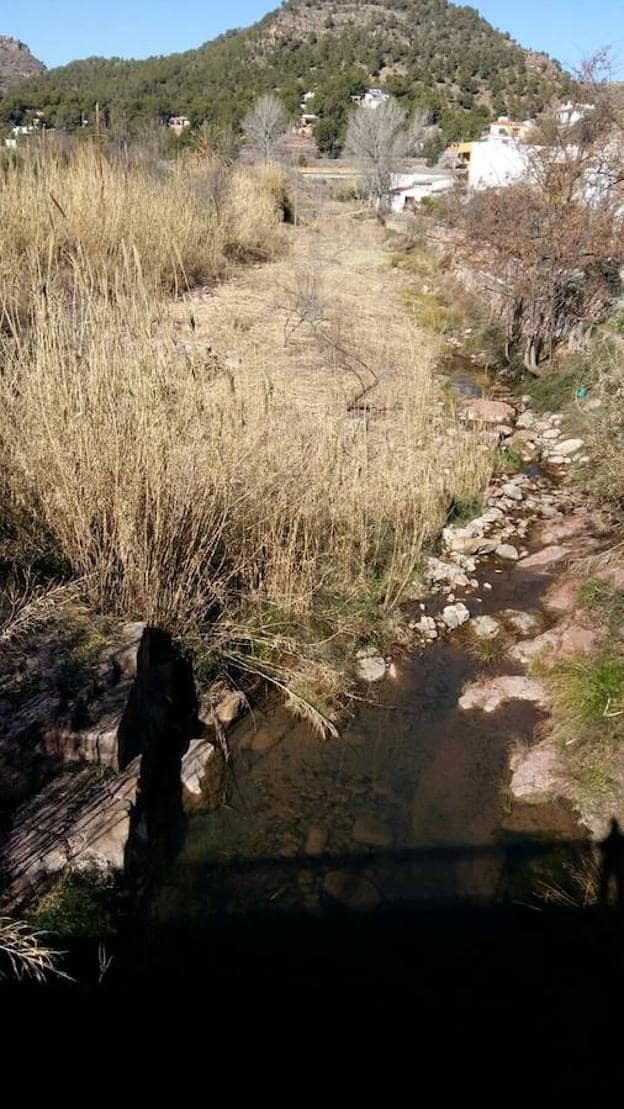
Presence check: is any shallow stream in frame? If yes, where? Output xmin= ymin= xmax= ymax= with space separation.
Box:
xmin=150 ymin=361 xmax=586 ymax=929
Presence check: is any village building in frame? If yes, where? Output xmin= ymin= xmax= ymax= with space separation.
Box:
xmin=352 ymin=87 xmax=390 ymax=110
xmin=168 ymin=115 xmax=191 ymax=134
xmin=386 ymin=170 xmax=454 ymax=212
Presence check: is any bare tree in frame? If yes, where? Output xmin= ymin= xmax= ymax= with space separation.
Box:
xmin=242 ymin=94 xmax=289 ymax=162
xmin=455 ymin=54 xmax=624 ymax=373
xmin=345 ymin=99 xmax=411 ymax=204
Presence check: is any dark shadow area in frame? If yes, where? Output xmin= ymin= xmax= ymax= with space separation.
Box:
xmin=121 ymin=628 xmax=198 ymax=881
xmin=599 ymin=818 xmax=624 ymax=907
xmin=7 ymin=837 xmax=621 ymax=1014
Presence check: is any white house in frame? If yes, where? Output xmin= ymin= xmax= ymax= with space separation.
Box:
xmin=468 ymin=137 xmax=533 ymax=191
xmin=556 ymin=102 xmax=595 ymax=128
xmin=386 ymin=171 xmax=454 ymax=212
xmin=168 ymin=115 xmax=191 ymax=134
xmin=487 ymin=116 xmax=535 ymax=142
xmin=352 ymin=88 xmax=390 ymax=110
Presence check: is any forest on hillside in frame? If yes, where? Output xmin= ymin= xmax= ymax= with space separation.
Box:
xmin=0 ymin=0 xmax=573 ymax=151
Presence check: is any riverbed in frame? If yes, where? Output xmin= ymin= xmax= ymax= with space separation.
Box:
xmin=150 ymin=368 xmax=587 ymax=929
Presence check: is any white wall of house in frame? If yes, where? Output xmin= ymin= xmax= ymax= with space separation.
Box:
xmin=468 ymin=138 xmax=532 ymax=191
xmin=387 ymin=172 xmax=454 ymax=211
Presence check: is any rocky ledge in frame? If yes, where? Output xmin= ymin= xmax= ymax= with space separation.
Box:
xmin=0 ymin=622 xmax=239 ymax=908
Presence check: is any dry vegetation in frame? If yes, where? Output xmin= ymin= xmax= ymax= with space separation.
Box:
xmin=0 ymin=145 xmax=493 ymax=730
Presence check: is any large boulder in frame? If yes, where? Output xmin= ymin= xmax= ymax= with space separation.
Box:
xmin=463 ymin=398 xmax=515 ymax=424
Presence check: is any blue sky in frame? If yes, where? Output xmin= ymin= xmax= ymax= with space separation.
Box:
xmin=0 ymin=1 xmax=622 ymax=75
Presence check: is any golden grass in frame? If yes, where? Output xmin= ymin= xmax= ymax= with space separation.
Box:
xmin=0 ymin=156 xmax=493 ymax=721
xmin=0 ymin=143 xmax=287 ymax=328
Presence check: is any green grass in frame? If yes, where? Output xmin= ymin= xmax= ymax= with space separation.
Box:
xmin=577 ymin=578 xmax=624 ymax=634
xmin=521 ymin=367 xmax=583 ymax=413
xmin=549 ymin=655 xmax=624 ymax=741
xmin=493 ymin=446 xmax=523 ymax=475
xmin=33 ymin=871 xmax=119 ymax=942
xmin=446 ymin=495 xmax=483 ymax=526
xmin=473 ymin=637 xmax=504 ymax=666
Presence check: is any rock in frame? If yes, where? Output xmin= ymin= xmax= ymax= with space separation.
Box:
xmin=509 ymin=631 xmax=560 ymax=665
xmin=352 ymin=814 xmax=394 ymax=847
xmin=180 ymin=738 xmax=216 ymax=796
xmin=543 ymin=578 xmax=578 ymax=612
xmin=2 ymin=760 xmax=141 ymax=909
xmin=356 ymin=651 xmax=387 ymax=683
xmin=556 ymin=438 xmax=584 ymax=456
xmin=510 ymin=742 xmax=562 ymax=800
xmin=463 ymin=398 xmax=515 ymax=424
xmin=496 ymin=424 xmax=514 ymax=438
xmin=304 ymin=825 xmax=328 ymax=856
xmin=542 ymin=428 xmax=561 ymax=440
xmin=472 ymin=615 xmax=501 ymax=639
xmin=501 ymin=609 xmax=542 ymax=636
xmin=323 ymin=871 xmax=381 ymax=912
xmin=441 ymin=602 xmax=471 ymax=630
xmin=559 ymin=624 xmax=596 ymax=657
xmin=425 ymin=557 xmax=470 ymax=589
xmin=516 ymin=410 xmax=536 ymax=429
xmin=459 ymin=675 xmax=550 ymax=713
xmin=198 ymin=688 xmax=247 ymax=727
xmin=446 ymin=536 xmax=497 ymax=556
xmin=496 ymin=544 xmax=519 ymax=561
xmin=416 ymin=615 xmax=438 ymax=640
xmin=214 ymin=690 xmax=247 ymax=726
xmin=249 ymin=726 xmax=284 ymax=752
xmin=502 ymin=482 xmax=523 ymax=501
xmin=480 ymin=507 xmax=505 ymax=525
xmin=536 ymin=514 xmax=592 ymax=545
xmin=518 ymin=545 xmax=570 ymax=570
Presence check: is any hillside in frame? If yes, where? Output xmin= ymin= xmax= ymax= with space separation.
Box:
xmin=0 ymin=35 xmax=44 ymax=94
xmin=0 ymin=1 xmax=573 ymax=145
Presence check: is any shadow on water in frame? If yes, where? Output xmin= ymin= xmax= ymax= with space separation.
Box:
xmin=98 ymin=836 xmax=624 ymax=1011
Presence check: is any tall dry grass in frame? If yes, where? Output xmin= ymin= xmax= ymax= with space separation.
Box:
xmin=0 ymin=148 xmax=493 ymax=721
xmin=0 ymin=142 xmax=287 ymax=329
xmin=1 ymin=266 xmax=490 ymax=632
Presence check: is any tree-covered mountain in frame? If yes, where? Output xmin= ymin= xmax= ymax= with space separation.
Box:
xmin=0 ymin=36 xmax=44 ymax=94
xmin=0 ymin=1 xmax=574 ymax=147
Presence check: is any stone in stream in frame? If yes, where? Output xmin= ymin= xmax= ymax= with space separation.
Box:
xmin=508 ymin=631 xmax=561 ymax=666
xmin=352 ymin=814 xmax=394 ymax=848
xmin=323 ymin=870 xmax=381 ymax=912
xmin=441 ymin=602 xmax=471 ymax=630
xmin=510 ymin=742 xmax=562 ymax=801
xmin=181 ymin=739 xmax=217 ymax=796
xmin=458 ymin=675 xmax=550 ymax=713
xmin=463 ymin=398 xmax=515 ymax=424
xmin=425 ymin=556 xmax=470 ymax=590
xmin=496 ymin=543 xmax=519 ymax=561
xmin=518 ymin=545 xmax=570 ymax=570
xmin=502 ymin=482 xmax=523 ymax=501
xmin=537 ymin=513 xmax=593 ymax=545
xmin=557 ymin=438 xmax=585 ymax=456
xmin=501 ymin=609 xmax=543 ymax=636
xmin=416 ymin=615 xmax=438 ymax=640
xmin=356 ymin=649 xmax=387 ymax=683
xmin=445 ymin=535 xmax=498 ymax=556
xmin=471 ymin=615 xmax=501 ymax=639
